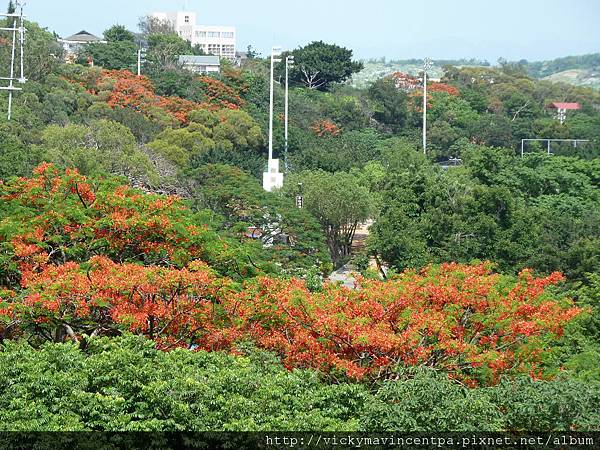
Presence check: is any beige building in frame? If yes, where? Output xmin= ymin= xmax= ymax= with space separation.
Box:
xmin=151 ymin=11 xmax=236 ymax=60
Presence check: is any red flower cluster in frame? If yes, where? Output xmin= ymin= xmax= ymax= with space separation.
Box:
xmin=0 ymin=166 xmax=584 ymax=386
xmin=311 ymin=119 xmax=341 ymax=137
xmin=219 ymin=263 xmax=582 ymax=384
xmin=79 ymin=70 xmax=244 ymax=125
xmin=428 ymin=82 xmax=460 ymax=96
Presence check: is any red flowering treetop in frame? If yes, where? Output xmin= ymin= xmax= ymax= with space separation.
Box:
xmin=218 ymin=263 xmax=582 ymax=385
xmin=311 ymin=119 xmax=341 ymax=137
xmin=428 ymin=82 xmax=460 ymax=96
xmin=0 ymin=166 xmax=584 ymax=387
xmin=74 ymin=70 xmax=245 ymax=125
xmin=0 ymin=164 xmax=257 ymax=286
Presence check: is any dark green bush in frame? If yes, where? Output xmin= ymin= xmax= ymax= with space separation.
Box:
xmin=0 ymin=335 xmax=366 ymax=431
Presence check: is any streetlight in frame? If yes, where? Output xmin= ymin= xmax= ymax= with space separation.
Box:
xmin=284 ymin=54 xmax=294 ymax=173
xmin=263 ymin=46 xmax=283 ymax=192
xmin=268 ymin=46 xmax=282 ymax=162
xmin=422 ymin=57 xmax=433 ymax=155
xmin=137 ymin=48 xmax=147 ymax=76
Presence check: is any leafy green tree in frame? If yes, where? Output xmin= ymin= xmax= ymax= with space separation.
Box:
xmin=368 ymin=77 xmax=409 ymax=131
xmin=285 ymin=170 xmax=372 ymax=267
xmin=146 ymin=33 xmax=195 ymax=72
xmin=0 ymin=124 xmax=40 ymax=179
xmin=0 ymin=20 xmax=62 ymax=82
xmin=246 ymin=45 xmax=259 ymax=59
xmin=361 ymin=368 xmax=600 ymax=431
xmin=37 ymin=120 xmax=157 ymax=182
xmin=77 ymin=25 xmax=138 ymax=70
xmin=137 ymin=15 xmax=174 ymax=37
xmin=103 ymin=24 xmax=135 ymax=42
xmin=78 ymin=41 xmax=137 ymax=71
xmin=149 ymin=109 xmax=264 ymax=170
xmin=370 ymin=143 xmax=600 ymax=280
xmin=189 ymin=164 xmax=332 ymax=275
xmin=289 ymin=128 xmax=382 ymax=173
xmin=286 ymin=41 xmax=363 ymax=91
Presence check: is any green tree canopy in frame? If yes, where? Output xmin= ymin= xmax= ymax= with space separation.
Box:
xmin=286 ymin=41 xmax=363 ymax=91
xmin=284 ymin=170 xmax=372 ymax=267
xmin=103 ymin=24 xmax=136 ymax=42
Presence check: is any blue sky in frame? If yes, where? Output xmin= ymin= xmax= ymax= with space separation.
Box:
xmin=24 ymin=0 xmax=600 ymax=61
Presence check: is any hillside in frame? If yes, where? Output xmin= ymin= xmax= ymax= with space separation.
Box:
xmin=0 ymin=15 xmax=599 ymax=436
xmin=350 ymin=58 xmax=489 ymax=88
xmin=352 ymin=54 xmax=600 ymax=90
xmin=542 ymin=68 xmax=600 ymax=89
xmin=525 ymin=53 xmax=600 ymax=78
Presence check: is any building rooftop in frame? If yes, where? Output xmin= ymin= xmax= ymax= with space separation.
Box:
xmin=178 ymin=55 xmax=220 ymax=65
xmin=549 ymin=102 xmax=581 ymax=110
xmin=62 ymin=30 xmax=104 ymax=43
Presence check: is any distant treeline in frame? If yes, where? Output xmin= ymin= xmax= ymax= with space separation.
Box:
xmin=519 ymin=53 xmax=600 ymax=78
xmin=361 ymin=57 xmax=491 ymax=67
xmin=361 ymin=54 xmax=600 ymax=79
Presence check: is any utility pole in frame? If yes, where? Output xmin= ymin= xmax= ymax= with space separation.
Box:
xmin=284 ymin=54 xmax=294 ymax=173
xmin=422 ymin=57 xmax=433 ymax=155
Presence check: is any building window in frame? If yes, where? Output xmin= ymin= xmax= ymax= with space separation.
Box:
xmin=185 ymin=15 xmax=190 ymax=23
xmin=221 ymin=31 xmax=234 ymax=38
xmin=195 ymin=31 xmax=207 ymax=38
xmin=208 ymin=44 xmax=221 ymax=55
xmin=208 ymin=31 xmax=220 ymax=38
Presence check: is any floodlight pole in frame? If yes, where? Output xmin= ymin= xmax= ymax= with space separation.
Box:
xmin=284 ymin=54 xmax=294 ymax=173
xmin=422 ymin=57 xmax=433 ymax=155
xmin=268 ymin=47 xmax=282 ymax=161
xmin=263 ymin=46 xmax=283 ymax=192
xmin=137 ymin=49 xmax=142 ymax=76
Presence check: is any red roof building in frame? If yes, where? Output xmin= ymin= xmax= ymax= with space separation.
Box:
xmin=547 ymin=102 xmax=581 ymax=124
xmin=548 ymin=102 xmax=581 ymax=110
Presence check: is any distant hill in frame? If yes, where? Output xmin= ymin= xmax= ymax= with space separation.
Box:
xmin=524 ymin=53 xmax=600 ymax=78
xmin=351 ymin=54 xmax=600 ymax=90
xmin=542 ymin=69 xmax=600 ymax=89
xmin=523 ymin=54 xmax=600 ymax=90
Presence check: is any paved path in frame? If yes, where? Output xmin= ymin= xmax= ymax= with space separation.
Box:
xmin=328 ymin=264 xmax=357 ymax=289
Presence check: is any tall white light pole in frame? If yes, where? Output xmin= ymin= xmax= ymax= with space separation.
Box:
xmin=422 ymin=57 xmax=433 ymax=155
xmin=137 ymin=49 xmax=142 ymax=76
xmin=284 ymin=54 xmax=294 ymax=173
xmin=263 ymin=46 xmax=283 ymax=192
xmin=268 ymin=46 xmax=282 ymax=161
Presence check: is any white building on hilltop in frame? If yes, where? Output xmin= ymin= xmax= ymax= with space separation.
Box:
xmin=151 ymin=11 xmax=236 ymax=60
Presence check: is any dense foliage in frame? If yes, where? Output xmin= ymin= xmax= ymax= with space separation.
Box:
xmin=0 ymin=12 xmax=599 ymax=432
xmin=0 ymin=335 xmax=598 ymax=431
